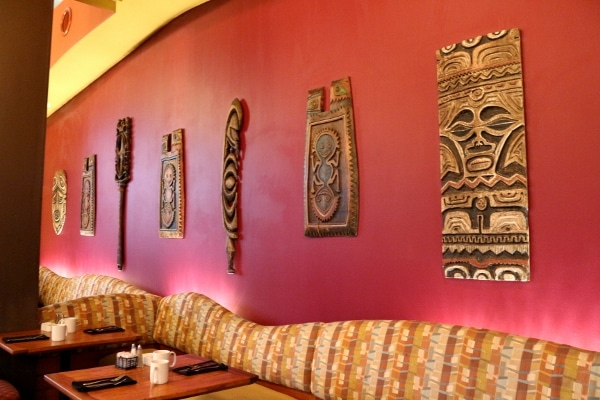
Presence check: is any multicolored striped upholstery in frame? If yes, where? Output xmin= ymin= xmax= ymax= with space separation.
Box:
xmin=311 ymin=320 xmax=600 ymax=399
xmin=152 ymin=292 xmax=233 ymax=357
xmin=37 ymin=269 xmax=600 ymax=398
xmin=39 ymin=265 xmax=150 ymax=306
xmin=153 ymin=293 xmax=321 ymax=392
xmin=37 ymin=293 xmax=162 ymax=344
xmin=218 ymin=315 xmax=322 ymax=392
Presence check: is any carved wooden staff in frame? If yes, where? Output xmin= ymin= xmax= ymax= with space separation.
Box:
xmin=115 ymin=117 xmax=132 ymax=270
xmin=222 ymin=99 xmax=243 ymax=274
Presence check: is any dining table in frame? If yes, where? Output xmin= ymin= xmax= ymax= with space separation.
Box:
xmin=0 ymin=328 xmax=141 ymax=357
xmin=44 ymin=354 xmax=258 ymax=400
xmin=0 ymin=327 xmax=142 ymax=399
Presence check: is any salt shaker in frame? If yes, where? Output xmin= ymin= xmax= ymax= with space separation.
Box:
xmin=137 ymin=344 xmax=143 ymax=367
xmin=130 ymin=343 xmax=136 ymax=356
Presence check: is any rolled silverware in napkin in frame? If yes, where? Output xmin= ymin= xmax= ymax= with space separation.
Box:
xmin=72 ymin=375 xmax=136 ymax=392
xmin=82 ymin=375 xmax=126 ymax=387
xmin=172 ymin=361 xmax=228 ymax=376
xmin=2 ymin=334 xmax=49 ymax=343
xmin=83 ymin=326 xmax=125 ymax=334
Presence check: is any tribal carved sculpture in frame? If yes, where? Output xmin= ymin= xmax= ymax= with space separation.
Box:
xmin=159 ymin=129 xmax=185 ymax=238
xmin=80 ymin=155 xmax=96 ymax=236
xmin=304 ymin=77 xmax=359 ymax=237
xmin=115 ymin=117 xmax=132 ymax=270
xmin=52 ymin=170 xmax=67 ymax=235
xmin=437 ymin=28 xmax=530 ymax=281
xmin=222 ymin=99 xmax=243 ymax=274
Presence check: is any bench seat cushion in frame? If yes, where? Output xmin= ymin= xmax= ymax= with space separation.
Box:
xmin=184 ymin=383 xmax=296 ymax=400
xmin=0 ymin=380 xmax=19 ymax=400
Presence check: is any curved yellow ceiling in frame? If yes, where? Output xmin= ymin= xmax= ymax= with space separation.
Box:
xmin=48 ymin=0 xmax=210 ymax=116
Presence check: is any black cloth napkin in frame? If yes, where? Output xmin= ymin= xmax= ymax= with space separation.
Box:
xmin=83 ymin=326 xmax=125 ymax=334
xmin=2 ymin=334 xmax=49 ymax=343
xmin=172 ymin=360 xmax=228 ymax=376
xmin=72 ymin=375 xmax=136 ymax=392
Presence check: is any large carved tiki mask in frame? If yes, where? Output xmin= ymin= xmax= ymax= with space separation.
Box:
xmin=436 ymin=29 xmax=530 ymax=281
xmin=304 ymin=77 xmax=358 ymax=237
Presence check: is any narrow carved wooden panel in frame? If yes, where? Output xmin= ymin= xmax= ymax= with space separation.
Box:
xmin=437 ymin=28 xmax=530 ymax=281
xmin=115 ymin=117 xmax=132 ymax=270
xmin=80 ymin=154 xmax=96 ymax=236
xmin=159 ymin=129 xmax=185 ymax=239
xmin=304 ymin=77 xmax=359 ymax=237
xmin=222 ymin=99 xmax=243 ymax=274
xmin=52 ymin=170 xmax=67 ymax=235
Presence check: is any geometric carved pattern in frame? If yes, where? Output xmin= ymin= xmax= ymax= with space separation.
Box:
xmin=80 ymin=154 xmax=96 ymax=236
xmin=304 ymin=77 xmax=358 ymax=237
xmin=437 ymin=28 xmax=530 ymax=281
xmin=52 ymin=169 xmax=67 ymax=235
xmin=222 ymin=99 xmax=243 ymax=274
xmin=159 ymin=129 xmax=184 ymax=239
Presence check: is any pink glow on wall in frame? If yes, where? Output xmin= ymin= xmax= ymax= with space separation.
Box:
xmin=42 ymin=0 xmax=600 ymax=350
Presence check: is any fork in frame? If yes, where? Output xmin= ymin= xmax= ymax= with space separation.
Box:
xmin=82 ymin=375 xmax=126 ymax=387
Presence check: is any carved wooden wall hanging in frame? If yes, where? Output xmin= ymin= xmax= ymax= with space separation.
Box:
xmin=222 ymin=99 xmax=243 ymax=274
xmin=52 ymin=170 xmax=67 ymax=235
xmin=159 ymin=129 xmax=185 ymax=238
xmin=115 ymin=117 xmax=132 ymax=270
xmin=437 ymin=28 xmax=530 ymax=281
xmin=304 ymin=77 xmax=359 ymax=237
xmin=80 ymin=155 xmax=96 ymax=236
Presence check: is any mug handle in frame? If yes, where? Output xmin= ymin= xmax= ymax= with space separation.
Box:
xmin=151 ymin=365 xmax=158 ymax=384
xmin=169 ymin=351 xmax=177 ymax=367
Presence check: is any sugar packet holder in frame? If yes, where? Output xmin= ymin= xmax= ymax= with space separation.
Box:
xmin=116 ymin=351 xmax=138 ymax=369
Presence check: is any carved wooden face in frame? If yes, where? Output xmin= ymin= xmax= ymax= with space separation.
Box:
xmin=437 ymin=29 xmax=530 ymax=281
xmin=160 ymin=162 xmax=177 ymax=229
xmin=311 ymin=129 xmax=341 ymax=222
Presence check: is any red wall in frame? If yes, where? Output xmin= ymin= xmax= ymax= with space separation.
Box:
xmin=42 ymin=0 xmax=600 ymax=351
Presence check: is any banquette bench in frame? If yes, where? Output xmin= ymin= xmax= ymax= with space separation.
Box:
xmin=38 ymin=265 xmax=151 ymax=307
xmin=156 ymin=292 xmax=600 ymax=400
xmin=37 ymin=267 xmax=600 ymax=399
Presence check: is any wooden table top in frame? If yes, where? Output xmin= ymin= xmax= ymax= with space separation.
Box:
xmin=44 ymin=354 xmax=258 ymax=400
xmin=0 ymin=329 xmax=141 ymax=355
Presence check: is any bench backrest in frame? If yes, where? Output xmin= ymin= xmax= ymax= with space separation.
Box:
xmin=311 ymin=319 xmax=600 ymax=399
xmin=38 ymin=293 xmax=161 ymax=344
xmin=39 ymin=266 xmax=149 ymax=306
xmin=153 ymin=292 xmax=321 ymax=392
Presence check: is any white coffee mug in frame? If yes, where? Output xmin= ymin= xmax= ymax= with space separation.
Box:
xmin=59 ymin=317 xmax=77 ymax=333
xmin=51 ymin=323 xmax=67 ymax=341
xmin=150 ymin=359 xmax=169 ymax=384
xmin=152 ymin=349 xmax=176 ymax=367
xmin=41 ymin=322 xmax=55 ymax=332
xmin=143 ymin=353 xmax=153 ymax=366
